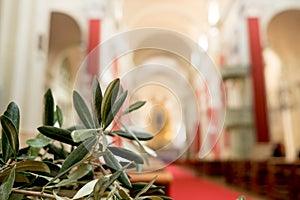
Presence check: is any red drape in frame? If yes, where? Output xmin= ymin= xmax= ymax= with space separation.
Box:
xmin=247 ymin=17 xmax=269 ymax=142
xmin=87 ymin=19 xmax=101 ymax=76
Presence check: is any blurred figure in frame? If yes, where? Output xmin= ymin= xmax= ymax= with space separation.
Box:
xmin=272 ymin=142 xmax=285 ymax=157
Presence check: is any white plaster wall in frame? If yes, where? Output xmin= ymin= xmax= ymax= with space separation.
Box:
xmin=0 ymin=0 xmax=111 ymax=138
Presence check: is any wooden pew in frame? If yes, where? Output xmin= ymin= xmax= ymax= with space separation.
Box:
xmin=249 ymin=160 xmax=268 ymax=195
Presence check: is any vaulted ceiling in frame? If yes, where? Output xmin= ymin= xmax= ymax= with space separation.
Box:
xmin=122 ymin=0 xmax=233 ymax=41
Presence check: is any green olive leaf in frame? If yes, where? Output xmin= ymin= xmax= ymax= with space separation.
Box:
xmin=43 ymin=89 xmax=55 ymax=126
xmin=94 ymin=167 xmax=127 ymax=200
xmin=37 ymin=126 xmax=79 ymax=146
xmin=8 ymin=193 xmax=24 ymax=200
xmin=92 ymin=76 xmax=103 ymax=127
xmin=15 ymin=160 xmax=50 ymax=174
xmin=0 ymin=115 xmax=19 ymax=158
xmin=46 ymin=143 xmax=68 ymax=160
xmin=2 ymin=102 xmax=20 ymax=162
xmin=108 ymin=146 xmax=144 ymax=164
xmin=71 ymin=129 xmax=97 ymax=143
xmin=65 ymin=125 xmax=85 ymax=132
xmin=45 ymin=137 xmax=96 ymax=187
xmin=123 ymin=101 xmax=146 ymax=115
xmin=103 ymin=90 xmax=128 ymax=129
xmin=112 ymin=130 xmax=153 ymax=141
xmin=59 ymin=137 xmax=96 ymax=174
xmin=101 ymin=79 xmax=120 ymax=129
xmin=73 ymin=91 xmax=95 ymax=129
xmin=93 ymin=175 xmax=110 ymax=200
xmin=55 ymin=105 xmax=63 ymax=127
xmin=0 ymin=161 xmax=50 ymax=181
xmin=0 ymin=165 xmax=15 ymax=200
xmin=131 ymin=183 xmax=165 ymax=196
xmin=14 ymin=174 xmax=30 ymax=184
xmin=55 ymin=164 xmax=92 ymax=187
xmin=135 ymin=175 xmax=158 ymax=199
xmin=73 ymin=179 xmax=98 ymax=199
xmin=26 ymin=138 xmax=51 ymax=148
xmin=4 ymin=102 xmax=20 ymax=132
xmin=103 ymin=151 xmax=131 ymax=188
xmin=137 ymin=196 xmax=164 ymax=200
xmin=119 ymin=123 xmax=151 ymax=164
xmin=1 ymin=131 xmax=12 ymax=163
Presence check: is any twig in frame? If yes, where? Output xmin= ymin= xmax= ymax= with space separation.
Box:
xmin=53 ymin=159 xmax=65 ymax=164
xmin=90 ymin=161 xmax=108 ymax=175
xmin=12 ymin=189 xmax=56 ymax=199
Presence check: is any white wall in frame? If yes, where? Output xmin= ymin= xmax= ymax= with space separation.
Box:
xmin=0 ymin=0 xmax=112 ymax=136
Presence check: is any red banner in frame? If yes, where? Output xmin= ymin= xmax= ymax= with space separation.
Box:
xmin=87 ymin=19 xmax=101 ymax=76
xmin=247 ymin=18 xmax=269 ymax=142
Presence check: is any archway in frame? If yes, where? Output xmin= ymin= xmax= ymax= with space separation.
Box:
xmin=267 ymin=9 xmax=300 ymax=161
xmin=46 ymin=12 xmax=84 ymax=126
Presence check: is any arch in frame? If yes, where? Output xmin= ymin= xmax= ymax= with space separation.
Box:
xmin=261 ymin=3 xmax=300 ymax=44
xmin=267 ymin=9 xmax=300 ymax=63
xmin=48 ymin=12 xmax=82 ymax=51
xmin=266 ymin=9 xmax=300 ymax=161
xmin=132 ymin=32 xmax=193 ymax=69
xmin=46 ymin=11 xmax=84 ymax=126
xmin=47 ymin=1 xmax=88 ymax=40
xmin=46 ymin=11 xmax=84 ymax=84
xmin=124 ymin=3 xmax=207 ymax=41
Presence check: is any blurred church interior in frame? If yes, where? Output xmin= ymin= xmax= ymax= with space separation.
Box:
xmin=1 ymin=0 xmax=300 ymax=199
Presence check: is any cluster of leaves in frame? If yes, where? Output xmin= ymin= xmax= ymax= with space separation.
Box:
xmin=0 ymin=77 xmax=171 ymax=200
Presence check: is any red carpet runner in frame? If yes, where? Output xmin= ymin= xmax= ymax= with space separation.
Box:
xmin=167 ymin=165 xmax=253 ymax=200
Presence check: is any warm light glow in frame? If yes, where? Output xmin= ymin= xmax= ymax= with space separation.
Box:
xmin=263 ymin=48 xmax=281 ymax=91
xmin=209 ymin=27 xmax=219 ymax=37
xmin=208 ymin=1 xmax=220 ymax=26
xmin=198 ymin=34 xmax=208 ymax=52
xmin=114 ymin=0 xmax=123 ymax=22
